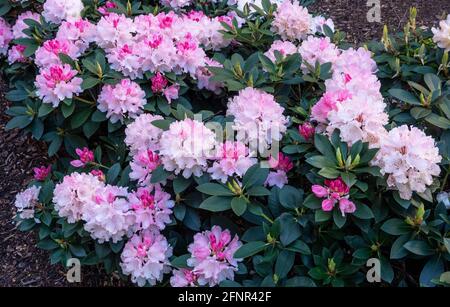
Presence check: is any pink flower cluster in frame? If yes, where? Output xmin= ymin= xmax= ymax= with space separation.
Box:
xmin=35 ymin=64 xmax=83 ymax=107
xmin=264 ymin=40 xmax=298 ymax=63
xmin=120 ymin=228 xmax=172 ymax=287
xmin=34 ymin=165 xmax=52 ymax=181
xmin=170 ymin=226 xmax=242 ymax=287
xmin=208 ymin=141 xmax=257 ymax=183
xmin=312 ymin=178 xmax=356 ymax=216
xmin=42 ymin=0 xmax=84 ymax=25
xmin=56 ymin=19 xmax=96 ymax=54
xmin=227 ymin=87 xmax=288 ymax=146
xmin=125 ymin=113 xmax=164 ymax=155
xmin=129 ymin=149 xmax=161 ymax=187
xmin=97 ymin=79 xmax=147 ymax=123
xmin=298 ymin=36 xmax=339 ymax=72
xmin=271 ymin=0 xmax=311 ymax=41
xmin=14 ymin=186 xmax=41 ymax=220
xmin=159 ymin=118 xmax=218 ymax=178
xmin=372 ymin=125 xmax=442 ymax=200
xmin=70 ymin=147 xmax=94 ymax=168
xmin=12 ymin=11 xmax=40 ymax=39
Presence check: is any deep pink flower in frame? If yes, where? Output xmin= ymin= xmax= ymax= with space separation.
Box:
xmin=33 ymin=165 xmax=51 ymax=181
xmin=299 ymin=122 xmax=315 ymax=140
xmin=339 ymin=198 xmax=356 ymax=215
xmin=71 ymin=147 xmax=94 ymax=168
xmin=98 ymin=1 xmax=118 ymax=15
xmin=268 ymin=153 xmax=293 ymax=172
xmin=325 ymin=178 xmax=350 ymax=196
xmin=312 ymin=185 xmax=328 ymax=198
xmin=312 ymin=177 xmax=356 ymax=216
xmin=90 ymin=169 xmax=105 ymax=181
xmin=322 ymin=198 xmax=335 ymax=211
xmin=151 ymin=72 xmax=168 ymax=93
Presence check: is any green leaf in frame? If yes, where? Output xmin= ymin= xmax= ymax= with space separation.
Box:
xmin=69 ymin=245 xmax=87 ymax=257
xmin=285 ymin=277 xmax=316 ymax=287
xmin=381 ymin=218 xmax=411 ymax=235
xmin=275 ymin=250 xmax=295 ymax=278
xmin=150 ymin=165 xmax=170 ymax=183
xmin=38 ymin=104 xmax=54 ymax=117
xmin=246 ymin=186 xmax=271 ymax=196
xmin=390 ymin=234 xmax=410 ymax=259
xmin=303 ymin=194 xmax=322 ymax=209
xmin=231 ymin=197 xmax=247 ymax=216
xmin=95 ymin=243 xmax=111 ymax=259
xmin=196 ymin=183 xmax=234 ymax=196
xmin=173 ymin=177 xmax=192 ymax=194
xmin=353 ymin=204 xmax=374 ymax=219
xmin=388 ymin=88 xmax=421 ymax=105
xmin=171 ymin=254 xmax=190 ymax=269
xmin=314 ymin=134 xmax=336 ymax=159
xmin=199 ymin=196 xmax=232 ymax=212
xmin=5 ymin=115 xmax=33 ymax=130
xmin=333 ymin=209 xmax=346 ymax=228
xmin=286 ymin=240 xmax=311 ymax=255
xmin=37 ymin=238 xmax=59 ymax=250
xmin=71 ymin=108 xmax=92 ymax=129
xmin=279 ymin=185 xmax=303 ymax=209
xmin=106 ymin=163 xmax=121 ymax=184
xmin=82 ymin=77 xmax=101 ymax=90
xmin=242 ymin=164 xmax=269 ymax=188
xmin=234 ymin=241 xmax=267 ymax=259
xmin=315 ymin=210 xmax=331 ymax=222
xmin=403 ymin=240 xmax=435 ymax=256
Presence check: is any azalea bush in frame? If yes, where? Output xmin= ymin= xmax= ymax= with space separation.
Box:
xmin=1 ymin=0 xmax=449 ymax=287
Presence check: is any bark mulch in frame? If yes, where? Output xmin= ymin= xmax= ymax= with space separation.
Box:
xmin=1 ymin=0 xmax=450 ymax=287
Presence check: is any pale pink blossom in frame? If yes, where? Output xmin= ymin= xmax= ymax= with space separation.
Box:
xmin=15 ymin=186 xmax=41 ymax=220
xmin=95 ymin=13 xmax=135 ymax=50
xmin=372 ymin=125 xmax=442 ymax=200
xmin=97 ymin=79 xmax=146 ymax=123
xmin=34 ymin=38 xmax=80 ymax=68
xmin=163 ymin=84 xmax=179 ymax=104
xmin=98 ymin=1 xmax=118 ymax=16
xmin=187 ymin=226 xmax=242 ymax=286
xmin=12 ymin=11 xmax=40 ymax=39
xmin=43 ymin=0 xmax=84 ymax=24
xmin=35 ymin=63 xmax=83 ymax=107
xmin=208 ymin=141 xmax=257 ymax=183
xmin=159 ymin=118 xmax=218 ymax=178
xmin=7 ymin=45 xmax=27 ymax=64
xmin=227 ymin=87 xmax=288 ymax=146
xmin=432 ymin=14 xmax=450 ymax=51
xmin=56 ymin=19 xmax=96 ymax=54
xmin=264 ymin=40 xmax=298 ymax=63
xmin=0 ymin=18 xmax=13 ymax=56
xmin=298 ymin=36 xmax=339 ymax=72
xmin=125 ymin=113 xmax=164 ymax=155
xmin=271 ymin=0 xmax=311 ymax=41
xmin=120 ymin=229 xmax=172 ymax=287
xmin=129 ymin=150 xmax=161 ymax=187
xmin=196 ymin=57 xmax=223 ymax=94
xmin=266 ymin=153 xmax=293 ymax=188
xmin=170 ymin=269 xmax=199 ymax=287
xmin=128 ymin=186 xmax=175 ymax=231
xmin=53 ymin=172 xmax=104 ymax=223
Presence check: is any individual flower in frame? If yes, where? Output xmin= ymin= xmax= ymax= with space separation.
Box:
xmin=128 ymin=185 xmax=175 ymax=231
xmin=125 ymin=113 xmax=164 ymax=155
xmin=97 ymin=79 xmax=146 ymax=123
xmin=159 ymin=118 xmax=218 ymax=178
xmin=151 ymin=72 xmax=168 ymax=93
xmin=120 ymin=228 xmax=172 ymax=287
xmin=98 ymin=1 xmax=118 ymax=16
xmin=70 ymin=147 xmax=94 ymax=168
xmin=56 ymin=19 xmax=96 ymax=54
xmin=95 ymin=13 xmax=135 ymax=50
xmin=82 ymin=184 xmax=135 ymax=243
xmin=129 ymin=150 xmax=161 ymax=187
xmin=12 ymin=11 xmax=40 ymax=39
xmin=163 ymin=84 xmax=179 ymax=104
xmin=170 ymin=269 xmax=199 ymax=287
xmin=299 ymin=122 xmax=315 ymax=141
xmin=265 ymin=153 xmax=293 ymax=188
xmin=195 ymin=57 xmax=223 ymax=94
xmin=7 ymin=45 xmax=27 ymax=64
xmin=187 ymin=226 xmax=242 ymax=286
xmin=271 ymin=0 xmax=311 ymax=41
xmin=312 ymin=178 xmax=356 ymax=216
xmin=34 ymin=38 xmax=80 ymax=68
xmin=227 ymin=87 xmax=288 ymax=146
xmin=33 ymin=165 xmax=52 ymax=181
xmin=372 ymin=125 xmax=442 ymax=200
xmin=208 ymin=141 xmax=257 ymax=183
xmin=298 ymin=36 xmax=339 ymax=72
xmin=35 ymin=63 xmax=83 ymax=107
xmin=310 ymin=15 xmax=335 ymax=35
xmin=0 ymin=17 xmax=12 ymax=56
xmin=432 ymin=14 xmax=450 ymax=52
xmin=160 ymin=0 xmax=193 ymax=9
xmin=43 ymin=0 xmax=84 ymax=24
xmin=263 ymin=40 xmax=298 ymax=63
xmin=14 ymin=186 xmax=41 ymax=220
xmin=91 ymin=169 xmax=105 ymax=181
xmin=326 ymin=93 xmax=388 ymax=147
xmin=53 ymin=172 xmax=104 ymax=223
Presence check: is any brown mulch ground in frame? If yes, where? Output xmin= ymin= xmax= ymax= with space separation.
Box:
xmin=309 ymin=0 xmax=450 ymax=43
xmin=1 ymin=0 xmax=450 ymax=287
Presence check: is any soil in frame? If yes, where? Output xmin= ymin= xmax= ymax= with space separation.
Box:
xmin=1 ymin=0 xmax=450 ymax=287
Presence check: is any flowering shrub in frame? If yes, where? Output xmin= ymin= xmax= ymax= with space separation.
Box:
xmin=1 ymin=1 xmax=449 ymax=287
